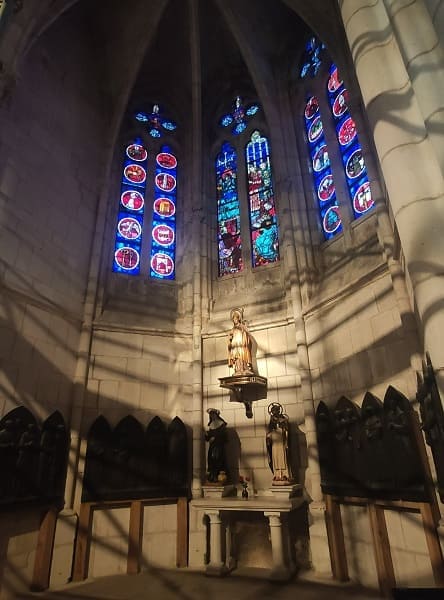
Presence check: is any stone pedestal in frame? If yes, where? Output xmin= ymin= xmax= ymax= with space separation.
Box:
xmin=202 ymin=485 xmax=236 ymax=499
xmin=269 ymin=484 xmax=303 ymax=500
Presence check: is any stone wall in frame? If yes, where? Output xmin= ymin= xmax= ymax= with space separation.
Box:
xmin=0 ymin=4 xmax=106 ymax=596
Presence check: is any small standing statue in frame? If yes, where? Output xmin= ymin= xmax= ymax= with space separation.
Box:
xmin=228 ymin=307 xmax=253 ymax=375
xmin=205 ymin=408 xmax=228 ymax=483
xmin=266 ymin=402 xmax=293 ymax=485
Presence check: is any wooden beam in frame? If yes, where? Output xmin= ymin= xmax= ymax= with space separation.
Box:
xmin=324 ymin=495 xmax=349 ymax=582
xmin=367 ymin=504 xmax=395 ymax=597
xmin=30 ymin=507 xmax=58 ymax=592
xmin=176 ymin=497 xmax=188 ymax=567
xmin=72 ymin=502 xmax=93 ymax=582
xmin=420 ymin=502 xmax=444 ymax=586
xmin=127 ymin=501 xmax=144 ymax=574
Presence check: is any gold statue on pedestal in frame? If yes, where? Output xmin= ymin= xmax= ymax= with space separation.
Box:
xmin=219 ymin=308 xmax=267 ymax=418
xmin=228 ymin=308 xmax=253 ymax=375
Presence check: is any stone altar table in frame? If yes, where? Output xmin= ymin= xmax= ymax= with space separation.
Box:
xmin=191 ymin=490 xmax=305 ymax=581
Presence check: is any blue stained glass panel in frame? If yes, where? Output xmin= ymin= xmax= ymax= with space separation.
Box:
xmin=113 ymin=139 xmax=147 ymax=275
xmin=216 ymin=142 xmax=242 ymax=276
xmin=304 ymin=95 xmax=342 ymax=240
xmin=246 ymin=131 xmax=279 ymax=267
xmin=300 ymin=36 xmax=326 ymax=79
xmin=150 ymin=145 xmax=177 ymax=279
xmin=219 ymin=96 xmax=260 ymax=136
xmin=327 ymin=63 xmax=374 ymax=217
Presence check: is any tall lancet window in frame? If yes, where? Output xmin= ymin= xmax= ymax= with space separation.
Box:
xmin=150 ymin=145 xmax=177 ymax=280
xmin=327 ymin=63 xmax=374 ymax=217
xmin=113 ymin=139 xmax=147 ymax=274
xmin=216 ymin=142 xmax=243 ymax=276
xmin=304 ymin=95 xmax=342 ymax=239
xmin=246 ymin=131 xmax=279 ymax=267
xmin=113 ymin=105 xmax=178 ymax=278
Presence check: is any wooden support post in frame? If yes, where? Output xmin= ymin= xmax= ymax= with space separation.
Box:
xmin=420 ymin=502 xmax=444 ymax=586
xmin=31 ymin=506 xmax=58 ymax=592
xmin=367 ymin=504 xmax=395 ymax=597
xmin=324 ymin=495 xmax=349 ymax=581
xmin=176 ymin=497 xmax=188 ymax=567
xmin=127 ymin=501 xmax=144 ymax=574
xmin=72 ymin=503 xmax=93 ymax=582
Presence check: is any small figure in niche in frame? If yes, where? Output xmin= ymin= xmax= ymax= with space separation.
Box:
xmin=205 ymin=408 xmax=228 ymax=483
xmin=266 ymin=402 xmax=293 ymax=485
xmin=228 ymin=307 xmax=253 ymax=375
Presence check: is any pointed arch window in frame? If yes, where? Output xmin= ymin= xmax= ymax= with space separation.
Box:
xmin=216 ymin=99 xmax=279 ymax=275
xmin=246 ymin=131 xmax=279 ymax=267
xmin=304 ymin=96 xmax=342 ymax=239
xmin=216 ymin=142 xmax=243 ymax=276
xmin=327 ymin=63 xmax=374 ymax=217
xmin=113 ymin=118 xmax=178 ymax=279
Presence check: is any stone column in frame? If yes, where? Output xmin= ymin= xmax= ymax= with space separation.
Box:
xmin=189 ymin=0 xmax=204 ymax=498
xmin=265 ymin=512 xmax=290 ymax=581
xmin=205 ymin=511 xmax=227 ymax=576
xmin=383 ymin=0 xmax=444 ymax=174
xmin=339 ymin=0 xmax=444 ymax=400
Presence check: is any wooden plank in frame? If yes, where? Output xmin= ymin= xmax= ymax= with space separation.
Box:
xmin=420 ymin=502 xmax=444 ymax=586
xmin=324 ymin=495 xmax=349 ymax=582
xmin=30 ymin=507 xmax=58 ymax=592
xmin=367 ymin=504 xmax=395 ymax=597
xmin=72 ymin=503 xmax=93 ymax=582
xmin=176 ymin=497 xmax=188 ymax=568
xmin=127 ymin=501 xmax=144 ymax=574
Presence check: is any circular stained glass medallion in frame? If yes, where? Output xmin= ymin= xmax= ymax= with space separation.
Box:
xmin=328 ymin=67 xmax=342 ymax=93
xmin=338 ymin=117 xmax=357 ymax=146
xmin=155 ymin=172 xmax=176 ymax=192
xmin=152 ymin=224 xmax=175 ymax=247
xmin=323 ymin=205 xmax=342 ymax=235
xmin=318 ymin=174 xmax=335 ymax=202
xmin=332 ymin=89 xmax=349 ymax=118
xmin=124 ymin=164 xmax=146 ymax=184
xmin=156 ymin=152 xmax=177 ymax=169
xmin=153 ymin=197 xmax=176 ymax=218
xmin=346 ymin=149 xmax=365 ymax=179
xmin=312 ymin=145 xmax=330 ymax=172
xmin=305 ymin=96 xmax=319 ymax=120
xmin=115 ymin=246 xmax=140 ymax=271
xmin=117 ymin=217 xmax=142 ymax=240
xmin=353 ymin=181 xmax=374 ymax=214
xmin=151 ymin=252 xmax=174 ymax=277
xmin=308 ymin=116 xmax=323 ymax=143
xmin=126 ymin=143 xmax=147 ymax=162
xmin=121 ymin=190 xmax=144 ymax=211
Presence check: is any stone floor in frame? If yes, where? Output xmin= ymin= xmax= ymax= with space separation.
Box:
xmin=18 ymin=569 xmax=384 ymax=600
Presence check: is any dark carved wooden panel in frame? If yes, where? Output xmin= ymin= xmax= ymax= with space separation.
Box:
xmin=416 ymin=354 xmax=444 ymax=502
xmin=82 ymin=415 xmax=189 ymax=502
xmin=315 ymin=387 xmax=427 ymax=501
xmin=0 ymin=407 xmax=69 ymax=508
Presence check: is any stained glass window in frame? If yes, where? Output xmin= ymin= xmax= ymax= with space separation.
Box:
xmin=113 ymin=139 xmax=148 ymax=274
xmin=304 ymin=95 xmax=342 ymax=239
xmin=135 ymin=104 xmax=177 ymax=138
xmin=220 ymin=96 xmax=260 ymax=136
xmin=246 ymin=131 xmax=279 ymax=267
xmin=300 ymin=37 xmax=326 ymax=79
xmin=216 ymin=142 xmax=242 ymax=276
xmin=150 ymin=145 xmax=177 ymax=279
xmin=327 ymin=63 xmax=374 ymax=217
